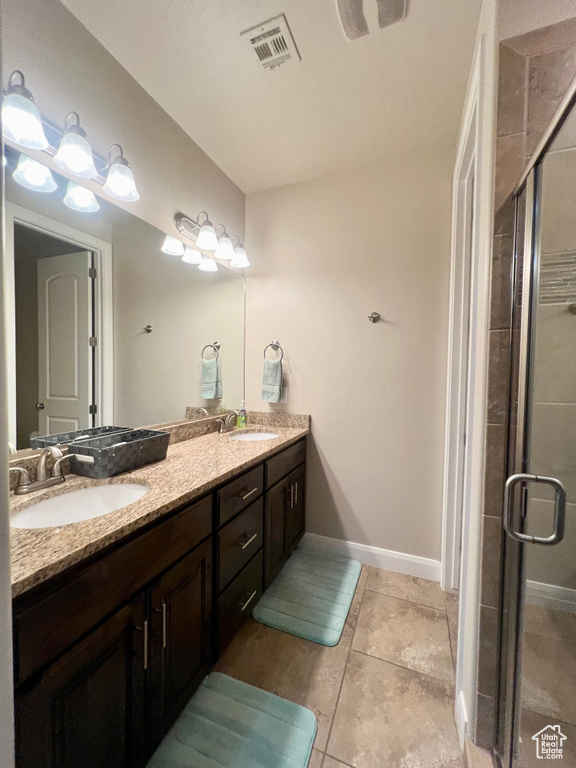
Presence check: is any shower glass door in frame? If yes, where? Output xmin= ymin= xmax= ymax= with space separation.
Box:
xmin=498 ymin=105 xmax=576 ymax=768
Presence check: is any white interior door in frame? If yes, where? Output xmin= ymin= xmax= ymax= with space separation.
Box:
xmin=37 ymin=251 xmax=92 ymax=436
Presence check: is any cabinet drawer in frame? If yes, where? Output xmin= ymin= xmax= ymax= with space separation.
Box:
xmin=218 ymin=498 xmax=263 ymax=592
xmin=265 ymin=440 xmax=306 ymax=489
xmin=14 ymin=495 xmax=212 ymax=685
xmin=218 ymin=551 xmax=263 ymax=655
xmin=217 ymin=465 xmax=264 ymax=527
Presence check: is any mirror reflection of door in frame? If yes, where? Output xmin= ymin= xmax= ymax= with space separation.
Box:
xmin=14 ymin=224 xmax=95 ymax=449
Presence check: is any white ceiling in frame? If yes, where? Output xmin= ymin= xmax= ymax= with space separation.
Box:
xmin=60 ymin=0 xmax=482 ymax=194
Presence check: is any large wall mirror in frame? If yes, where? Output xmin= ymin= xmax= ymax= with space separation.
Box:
xmin=4 ymin=146 xmax=246 ymax=453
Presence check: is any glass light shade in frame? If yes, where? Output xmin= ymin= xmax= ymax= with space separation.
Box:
xmin=2 ymin=93 xmax=49 ymax=150
xmin=13 ymin=155 xmax=57 ymax=193
xmin=63 ymin=181 xmax=100 ymax=213
xmin=230 ymin=245 xmax=250 ymax=269
xmin=198 ymin=255 xmax=218 ymax=272
xmin=54 ymin=132 xmax=98 ymax=179
xmin=215 ymin=234 xmax=234 ymax=260
xmin=182 ymin=246 xmax=202 ymax=265
xmin=161 ymin=235 xmax=185 ymax=256
xmin=103 ymin=162 xmax=139 ymax=201
xmin=196 ymin=222 xmax=218 ymax=251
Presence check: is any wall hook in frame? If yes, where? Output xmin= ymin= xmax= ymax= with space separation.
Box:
xmin=368 ymin=312 xmax=381 ymax=323
xmin=143 ymin=325 xmax=153 ymax=333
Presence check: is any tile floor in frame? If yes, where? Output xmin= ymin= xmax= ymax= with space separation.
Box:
xmin=216 ymin=565 xmax=463 ymax=767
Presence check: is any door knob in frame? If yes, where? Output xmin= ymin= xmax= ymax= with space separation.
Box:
xmin=35 ymin=403 xmax=45 ymax=410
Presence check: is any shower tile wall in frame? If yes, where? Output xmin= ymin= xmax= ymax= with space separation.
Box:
xmin=475 ymin=17 xmax=576 ymax=750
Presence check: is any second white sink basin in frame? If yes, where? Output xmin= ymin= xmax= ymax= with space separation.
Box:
xmin=230 ymin=432 xmax=279 ymax=442
xmin=11 ymin=483 xmax=150 ymax=529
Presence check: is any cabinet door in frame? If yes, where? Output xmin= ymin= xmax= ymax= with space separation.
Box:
xmin=148 ymin=540 xmax=212 ymax=747
xmin=286 ymin=464 xmax=306 ymax=554
xmin=265 ymin=477 xmax=290 ymax=586
xmin=15 ymin=596 xmax=147 ymax=768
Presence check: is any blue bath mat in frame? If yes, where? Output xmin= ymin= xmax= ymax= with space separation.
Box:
xmin=147 ymin=672 xmax=317 ymax=768
xmin=252 ymin=546 xmax=362 ymax=646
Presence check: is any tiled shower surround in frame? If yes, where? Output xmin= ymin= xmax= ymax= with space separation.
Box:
xmin=475 ymin=17 xmax=576 ymax=749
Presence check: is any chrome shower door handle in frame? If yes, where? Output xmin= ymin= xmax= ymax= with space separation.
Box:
xmin=504 ymin=473 xmax=566 ymax=545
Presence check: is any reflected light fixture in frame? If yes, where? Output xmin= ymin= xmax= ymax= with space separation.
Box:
xmin=230 ymin=237 xmax=250 ymax=269
xmin=13 ymin=154 xmax=57 ymax=193
xmin=63 ymin=181 xmax=100 ymax=212
xmin=195 ymin=212 xmax=218 ymax=251
xmin=214 ymin=225 xmax=234 ymax=260
xmin=182 ymin=246 xmax=202 ymax=265
xmin=54 ymin=112 xmax=98 ymax=179
xmin=198 ymin=254 xmax=218 ymax=272
xmin=102 ymin=144 xmax=139 ymax=201
xmin=161 ymin=235 xmax=185 ymax=256
xmin=2 ymin=70 xmax=49 ymax=150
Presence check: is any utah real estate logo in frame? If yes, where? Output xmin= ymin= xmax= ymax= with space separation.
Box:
xmin=532 ymin=725 xmax=567 ymax=760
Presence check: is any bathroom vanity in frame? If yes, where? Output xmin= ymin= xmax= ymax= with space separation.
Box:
xmin=10 ymin=427 xmax=307 ymax=767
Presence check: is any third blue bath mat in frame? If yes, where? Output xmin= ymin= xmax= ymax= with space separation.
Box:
xmin=252 ymin=546 xmax=361 ymax=646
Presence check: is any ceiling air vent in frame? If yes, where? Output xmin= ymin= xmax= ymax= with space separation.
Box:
xmin=241 ymin=14 xmax=301 ymax=70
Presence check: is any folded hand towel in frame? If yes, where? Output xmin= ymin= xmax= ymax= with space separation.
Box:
xmin=201 ymin=357 xmax=222 ymax=400
xmin=262 ymin=357 xmax=282 ymax=403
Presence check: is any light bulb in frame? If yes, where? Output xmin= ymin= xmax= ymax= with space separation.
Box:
xmin=13 ymin=154 xmax=57 ymax=193
xmin=198 ymin=255 xmax=218 ymax=272
xmin=63 ymin=181 xmax=100 ymax=212
xmin=215 ymin=233 xmax=234 ymax=260
xmin=230 ymin=244 xmax=250 ymax=269
xmin=161 ymin=235 xmax=185 ymax=256
xmin=103 ymin=145 xmax=139 ymax=201
xmin=2 ymin=71 xmax=48 ymax=150
xmin=54 ymin=114 xmax=98 ymax=179
xmin=182 ymin=246 xmax=202 ymax=264
xmin=196 ymin=217 xmax=218 ymax=250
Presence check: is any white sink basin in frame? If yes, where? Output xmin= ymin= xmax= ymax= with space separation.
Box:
xmin=229 ymin=432 xmax=279 ymax=442
xmin=10 ymin=484 xmax=150 ymax=529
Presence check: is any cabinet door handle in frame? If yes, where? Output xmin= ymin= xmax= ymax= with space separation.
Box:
xmin=294 ymin=481 xmax=298 ymax=505
xmin=239 ymin=532 xmax=258 ymax=550
xmin=289 ymin=485 xmax=294 ymax=509
xmin=154 ymin=602 xmax=167 ymax=649
xmin=135 ymin=620 xmax=149 ymax=670
xmin=238 ymin=487 xmax=258 ymax=501
xmin=240 ymin=590 xmax=258 ymax=612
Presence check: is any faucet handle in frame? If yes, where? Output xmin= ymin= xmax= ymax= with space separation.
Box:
xmin=9 ymin=466 xmax=32 ymax=491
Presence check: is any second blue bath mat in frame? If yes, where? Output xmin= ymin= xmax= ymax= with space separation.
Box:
xmin=252 ymin=546 xmax=362 ymax=646
xmin=147 ymin=672 xmax=317 ymax=768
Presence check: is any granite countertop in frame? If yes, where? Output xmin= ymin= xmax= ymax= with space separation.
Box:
xmin=10 ymin=424 xmax=309 ymax=598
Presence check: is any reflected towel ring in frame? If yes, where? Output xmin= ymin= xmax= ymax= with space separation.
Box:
xmin=264 ymin=340 xmax=284 ymax=361
xmin=201 ymin=342 xmax=220 ymax=360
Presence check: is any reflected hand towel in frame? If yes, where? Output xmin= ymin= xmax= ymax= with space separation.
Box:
xmin=262 ymin=357 xmax=282 ymax=403
xmin=201 ymin=357 xmax=222 ymax=400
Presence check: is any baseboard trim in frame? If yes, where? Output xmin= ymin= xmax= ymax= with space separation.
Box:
xmin=526 ymin=580 xmax=576 ymax=614
xmin=302 ymin=532 xmax=441 ymax=582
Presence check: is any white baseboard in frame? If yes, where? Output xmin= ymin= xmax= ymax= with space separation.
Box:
xmin=302 ymin=532 xmax=441 ymax=583
xmin=455 ymin=691 xmax=468 ymax=751
xmin=526 ymin=580 xmax=576 ymax=614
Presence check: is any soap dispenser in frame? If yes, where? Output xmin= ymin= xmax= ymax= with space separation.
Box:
xmin=238 ymin=401 xmax=247 ymax=428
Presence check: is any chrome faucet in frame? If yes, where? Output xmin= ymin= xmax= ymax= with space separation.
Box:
xmin=216 ymin=411 xmax=239 ymax=434
xmin=10 ymin=446 xmax=68 ymax=495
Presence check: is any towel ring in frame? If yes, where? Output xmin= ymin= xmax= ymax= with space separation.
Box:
xmin=263 ymin=340 xmax=284 ymax=361
xmin=201 ymin=342 xmax=220 ymax=360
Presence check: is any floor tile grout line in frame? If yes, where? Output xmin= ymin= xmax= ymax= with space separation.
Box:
xmin=323 ymin=753 xmax=356 ymax=768
xmin=363 ymin=586 xmax=448 ymax=613
xmin=350 ymin=648 xmax=456 ymax=690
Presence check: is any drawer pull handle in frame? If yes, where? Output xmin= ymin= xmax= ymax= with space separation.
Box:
xmin=241 ymin=590 xmax=258 ymax=612
xmin=289 ymin=485 xmax=294 ymax=509
xmin=239 ymin=532 xmax=258 ymax=550
xmin=238 ymin=487 xmax=258 ymax=501
xmin=135 ymin=620 xmax=149 ymax=670
xmin=294 ymin=481 xmax=298 ymax=505
xmin=154 ymin=602 xmax=167 ymax=649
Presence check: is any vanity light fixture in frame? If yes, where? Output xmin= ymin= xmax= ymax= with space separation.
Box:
xmin=54 ymin=112 xmax=98 ymax=179
xmin=102 ymin=144 xmax=140 ymax=202
xmin=161 ymin=235 xmax=185 ymax=256
xmin=182 ymin=246 xmax=202 ymax=265
xmin=214 ymin=225 xmax=234 ymax=260
xmin=230 ymin=237 xmax=250 ymax=269
xmin=63 ymin=181 xmax=100 ymax=212
xmin=2 ymin=70 xmax=49 ymax=150
xmin=195 ymin=212 xmax=218 ymax=251
xmin=13 ymin=154 xmax=57 ymax=193
xmin=198 ymin=254 xmax=218 ymax=272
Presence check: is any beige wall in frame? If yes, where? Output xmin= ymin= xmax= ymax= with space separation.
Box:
xmin=245 ymin=155 xmax=453 ymax=561
xmin=113 ymin=217 xmax=245 ymax=426
xmin=1 ymin=0 xmax=245 ymax=242
xmin=498 ymin=0 xmax=576 ymax=41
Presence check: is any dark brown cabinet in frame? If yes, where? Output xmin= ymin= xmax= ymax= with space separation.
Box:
xmin=286 ymin=464 xmax=306 ymax=553
xmin=15 ymin=596 xmax=147 ymax=768
xmin=265 ymin=476 xmax=290 ymax=585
